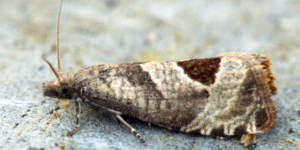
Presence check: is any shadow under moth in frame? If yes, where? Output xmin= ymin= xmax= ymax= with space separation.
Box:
xmin=42 ymin=0 xmax=277 ymax=147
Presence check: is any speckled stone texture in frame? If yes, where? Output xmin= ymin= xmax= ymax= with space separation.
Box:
xmin=0 ymin=0 xmax=300 ymax=149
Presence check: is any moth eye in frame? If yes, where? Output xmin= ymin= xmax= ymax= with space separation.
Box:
xmin=62 ymin=88 xmax=68 ymax=94
xmin=58 ymin=85 xmax=70 ymax=99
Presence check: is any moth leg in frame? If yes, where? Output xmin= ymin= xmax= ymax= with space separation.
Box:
xmin=66 ymin=100 xmax=82 ymax=136
xmin=240 ymin=134 xmax=257 ymax=147
xmin=116 ymin=115 xmax=146 ymax=146
xmin=86 ymin=102 xmax=146 ymax=145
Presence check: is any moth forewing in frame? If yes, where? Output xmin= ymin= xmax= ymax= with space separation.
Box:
xmin=42 ymin=0 xmax=277 ymax=147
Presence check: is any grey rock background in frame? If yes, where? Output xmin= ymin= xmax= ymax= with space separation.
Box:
xmin=0 ymin=0 xmax=300 ymax=149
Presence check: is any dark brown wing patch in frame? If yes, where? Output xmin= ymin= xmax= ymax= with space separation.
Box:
xmin=177 ymin=58 xmax=221 ymax=86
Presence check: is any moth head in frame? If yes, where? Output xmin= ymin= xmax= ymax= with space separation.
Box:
xmin=42 ymin=0 xmax=73 ymax=104
xmin=42 ymin=73 xmax=74 ymax=99
xmin=41 ymin=56 xmax=75 ymax=102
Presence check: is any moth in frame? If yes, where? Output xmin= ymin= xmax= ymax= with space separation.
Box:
xmin=42 ymin=0 xmax=277 ymax=147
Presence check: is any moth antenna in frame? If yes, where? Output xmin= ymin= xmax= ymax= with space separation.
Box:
xmin=42 ymin=55 xmax=61 ymax=83
xmin=57 ymin=0 xmax=64 ymax=72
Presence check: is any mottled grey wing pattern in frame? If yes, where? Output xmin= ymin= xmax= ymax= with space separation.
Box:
xmin=72 ymin=52 xmax=276 ymax=140
xmin=42 ymin=51 xmax=277 ymax=146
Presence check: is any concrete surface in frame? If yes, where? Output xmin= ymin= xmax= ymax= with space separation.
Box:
xmin=0 ymin=0 xmax=300 ymax=149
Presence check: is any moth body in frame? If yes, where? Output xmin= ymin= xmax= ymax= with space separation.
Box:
xmin=42 ymin=52 xmax=277 ymax=147
xmin=42 ymin=0 xmax=277 ymax=147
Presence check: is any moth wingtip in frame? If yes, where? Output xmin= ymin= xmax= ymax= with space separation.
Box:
xmin=258 ymin=55 xmax=277 ymax=95
xmin=249 ymin=54 xmax=278 ymax=133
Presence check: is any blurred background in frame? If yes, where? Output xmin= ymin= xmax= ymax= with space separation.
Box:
xmin=0 ymin=0 xmax=300 ymax=149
